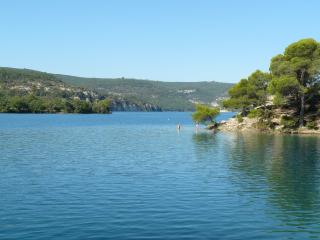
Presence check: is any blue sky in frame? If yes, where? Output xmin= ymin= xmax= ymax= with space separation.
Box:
xmin=0 ymin=0 xmax=319 ymax=83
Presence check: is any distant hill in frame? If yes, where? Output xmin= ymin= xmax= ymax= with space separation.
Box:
xmin=0 ymin=67 xmax=233 ymax=112
xmin=0 ymin=67 xmax=161 ymax=112
xmin=0 ymin=67 xmax=99 ymax=101
xmin=56 ymin=75 xmax=233 ymax=111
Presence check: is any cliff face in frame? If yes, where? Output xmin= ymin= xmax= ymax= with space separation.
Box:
xmin=110 ymin=98 xmax=161 ymax=112
xmin=55 ymin=74 xmax=233 ymax=111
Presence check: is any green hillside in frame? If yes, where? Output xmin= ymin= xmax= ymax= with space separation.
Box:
xmin=56 ymin=75 xmax=233 ymax=111
xmin=0 ymin=67 xmax=161 ymax=112
xmin=0 ymin=67 xmax=111 ymax=113
xmin=0 ymin=67 xmax=99 ymax=100
xmin=0 ymin=67 xmax=233 ymax=112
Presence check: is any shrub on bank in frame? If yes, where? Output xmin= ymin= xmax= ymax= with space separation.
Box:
xmin=280 ymin=116 xmax=298 ymax=129
xmin=306 ymin=121 xmax=318 ymax=130
xmin=236 ymin=114 xmax=243 ymax=123
xmin=247 ymin=109 xmax=264 ymax=119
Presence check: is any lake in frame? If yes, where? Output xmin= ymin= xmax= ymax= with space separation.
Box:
xmin=1 ymin=112 xmax=320 ymax=239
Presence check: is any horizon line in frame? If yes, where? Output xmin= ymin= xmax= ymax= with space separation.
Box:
xmin=0 ymin=66 xmax=235 ymax=84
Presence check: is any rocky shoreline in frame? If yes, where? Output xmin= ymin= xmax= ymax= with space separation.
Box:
xmin=218 ymin=116 xmax=320 ymax=135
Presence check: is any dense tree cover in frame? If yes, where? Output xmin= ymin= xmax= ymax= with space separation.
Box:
xmin=223 ymin=70 xmax=271 ymax=113
xmin=0 ymin=67 xmax=62 ymax=86
xmin=57 ymin=74 xmax=233 ymax=111
xmin=0 ymin=93 xmax=111 ymax=114
xmin=269 ymin=38 xmax=320 ymax=126
xmin=223 ymin=38 xmax=320 ymax=127
xmin=0 ymin=67 xmax=232 ymax=112
xmin=0 ymin=67 xmax=112 ymax=114
xmin=92 ymin=99 xmax=111 ymax=113
xmin=192 ymin=104 xmax=220 ymax=125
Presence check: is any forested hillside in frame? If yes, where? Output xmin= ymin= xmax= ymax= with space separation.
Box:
xmin=0 ymin=68 xmax=111 ymax=113
xmin=0 ymin=67 xmax=232 ymax=112
xmin=56 ymin=75 xmax=233 ymax=111
xmin=0 ymin=68 xmax=163 ymax=112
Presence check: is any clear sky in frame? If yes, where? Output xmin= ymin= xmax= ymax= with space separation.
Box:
xmin=1 ymin=0 xmax=319 ymax=83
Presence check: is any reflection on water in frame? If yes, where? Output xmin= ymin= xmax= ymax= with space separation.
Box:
xmin=1 ymin=113 xmax=320 ymax=239
xmin=207 ymin=132 xmax=320 ymax=236
xmin=192 ymin=132 xmax=216 ymax=145
xmin=190 ymin=131 xmax=320 ymax=237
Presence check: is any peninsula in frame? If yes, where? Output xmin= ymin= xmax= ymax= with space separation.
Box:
xmin=220 ymin=38 xmax=320 ymax=134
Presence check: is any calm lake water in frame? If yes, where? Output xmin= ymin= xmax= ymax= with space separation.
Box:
xmin=1 ymin=112 xmax=320 ymax=239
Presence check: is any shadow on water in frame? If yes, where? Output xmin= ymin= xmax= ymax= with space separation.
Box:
xmin=192 ymin=131 xmax=216 ymax=145
xmin=268 ymin=136 xmax=320 ymax=210
xmin=191 ymin=131 xmax=222 ymax=157
xmin=226 ymin=132 xmax=320 ymax=228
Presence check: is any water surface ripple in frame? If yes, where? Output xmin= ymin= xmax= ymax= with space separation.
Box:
xmin=1 ymin=113 xmax=320 ymax=239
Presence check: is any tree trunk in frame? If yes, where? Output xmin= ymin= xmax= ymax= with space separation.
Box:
xmin=299 ymin=93 xmax=305 ymax=127
xmin=299 ymin=69 xmax=306 ymax=127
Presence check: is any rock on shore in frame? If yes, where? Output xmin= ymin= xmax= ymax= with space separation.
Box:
xmin=218 ymin=117 xmax=258 ymax=132
xmin=218 ymin=116 xmax=320 ymax=134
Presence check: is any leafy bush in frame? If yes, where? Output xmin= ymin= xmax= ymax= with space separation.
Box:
xmin=254 ymin=117 xmax=276 ymax=131
xmin=236 ymin=114 xmax=243 ymax=123
xmin=273 ymin=93 xmax=286 ymax=106
xmin=306 ymin=121 xmax=318 ymax=130
xmin=92 ymin=99 xmax=111 ymax=113
xmin=247 ymin=109 xmax=263 ymax=118
xmin=280 ymin=116 xmax=298 ymax=129
xmin=8 ymin=96 xmax=30 ymax=113
xmin=71 ymin=99 xmax=92 ymax=113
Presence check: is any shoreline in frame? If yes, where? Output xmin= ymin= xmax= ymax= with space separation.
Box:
xmin=217 ymin=117 xmax=320 ymax=135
